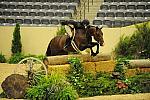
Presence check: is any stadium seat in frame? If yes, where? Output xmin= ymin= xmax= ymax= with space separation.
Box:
xmin=136 ymin=5 xmax=145 ymax=10
xmin=104 ymin=0 xmax=113 ymax=2
xmin=106 ymin=12 xmax=115 ymax=17
xmin=144 ymin=12 xmax=150 ymax=17
xmin=97 ymin=12 xmax=105 ymax=17
xmin=16 ymin=5 xmax=24 ymax=9
xmin=68 ymin=5 xmax=76 ymax=11
xmin=0 ymin=18 xmax=5 ymax=24
xmin=29 ymin=12 xmax=37 ymax=16
xmin=115 ymin=12 xmax=124 ymax=17
xmin=32 ymin=19 xmax=41 ymax=24
xmin=123 ymin=20 xmax=134 ymax=26
xmin=146 ymin=5 xmax=150 ymax=9
xmin=100 ymin=5 xmax=109 ymax=10
xmin=37 ymin=12 xmax=45 ymax=17
xmin=64 ymin=12 xmax=72 ymax=18
xmin=42 ymin=5 xmax=50 ymax=10
xmin=113 ymin=20 xmax=123 ymax=27
xmin=46 ymin=12 xmax=55 ymax=17
xmin=134 ymin=0 xmax=143 ymax=2
xmin=51 ymin=19 xmax=59 ymax=25
xmin=33 ymin=5 xmax=41 ymax=10
xmin=3 ymin=11 xmax=11 ymax=16
xmin=93 ymin=20 xmax=103 ymax=25
xmin=59 ymin=5 xmax=68 ymax=10
xmin=15 ymin=19 xmax=23 ymax=24
xmin=12 ymin=12 xmax=20 ymax=16
xmin=20 ymin=12 xmax=28 ymax=16
xmin=127 ymin=5 xmax=136 ymax=10
xmin=0 ymin=4 xmax=7 ymax=9
xmin=8 ymin=5 xmax=16 ymax=9
xmin=125 ymin=12 xmax=134 ymax=17
xmin=55 ymin=11 xmax=63 ymax=17
xmin=103 ymin=20 xmax=113 ymax=27
xmin=143 ymin=0 xmax=150 ymax=2
xmin=25 ymin=5 xmax=33 ymax=9
xmin=118 ymin=5 xmax=126 ymax=10
xmin=125 ymin=0 xmax=134 ymax=2
xmin=109 ymin=5 xmax=117 ymax=10
xmin=0 ymin=12 xmax=2 ymax=16
xmin=24 ymin=19 xmax=32 ymax=24
xmin=41 ymin=19 xmax=50 ymax=25
xmin=6 ymin=19 xmax=15 ymax=24
xmin=135 ymin=12 xmax=143 ymax=17
xmin=114 ymin=0 xmax=124 ymax=2
xmin=50 ymin=4 xmax=59 ymax=10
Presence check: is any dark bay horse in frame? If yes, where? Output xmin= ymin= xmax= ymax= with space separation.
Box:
xmin=46 ymin=26 xmax=104 ymax=56
xmin=86 ymin=26 xmax=104 ymax=56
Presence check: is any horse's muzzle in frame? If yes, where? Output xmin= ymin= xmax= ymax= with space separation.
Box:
xmin=99 ymin=42 xmax=104 ymax=46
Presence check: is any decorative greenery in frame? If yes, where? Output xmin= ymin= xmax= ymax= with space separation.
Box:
xmin=67 ymin=57 xmax=149 ymax=97
xmin=8 ymin=52 xmax=25 ymax=64
xmin=8 ymin=53 xmax=46 ymax=64
xmin=128 ymin=72 xmax=150 ymax=93
xmin=0 ymin=53 xmax=6 ymax=63
xmin=26 ymin=73 xmax=78 ymax=100
xmin=113 ymin=58 xmax=130 ymax=80
xmin=67 ymin=57 xmax=85 ymax=96
xmin=56 ymin=25 xmax=66 ymax=36
xmin=114 ymin=22 xmax=150 ymax=59
xmin=11 ymin=23 xmax=22 ymax=55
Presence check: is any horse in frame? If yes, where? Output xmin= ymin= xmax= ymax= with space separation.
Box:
xmin=86 ymin=25 xmax=104 ymax=56
xmin=46 ymin=25 xmax=104 ymax=56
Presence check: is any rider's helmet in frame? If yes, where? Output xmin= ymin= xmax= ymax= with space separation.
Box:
xmin=82 ymin=19 xmax=90 ymax=26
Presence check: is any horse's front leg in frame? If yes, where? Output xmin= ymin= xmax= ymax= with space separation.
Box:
xmin=88 ymin=42 xmax=99 ymax=56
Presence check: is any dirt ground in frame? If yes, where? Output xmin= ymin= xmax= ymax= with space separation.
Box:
xmin=0 ymin=63 xmax=150 ymax=100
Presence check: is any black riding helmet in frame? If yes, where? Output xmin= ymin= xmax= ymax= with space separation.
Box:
xmin=82 ymin=19 xmax=90 ymax=26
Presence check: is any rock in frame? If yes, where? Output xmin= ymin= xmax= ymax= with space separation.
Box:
xmin=1 ymin=74 xmax=29 ymax=99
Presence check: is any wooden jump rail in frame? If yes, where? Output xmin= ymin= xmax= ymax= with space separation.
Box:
xmin=46 ymin=54 xmax=112 ymax=65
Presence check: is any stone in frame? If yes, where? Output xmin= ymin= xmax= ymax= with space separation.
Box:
xmin=1 ymin=74 xmax=29 ymax=99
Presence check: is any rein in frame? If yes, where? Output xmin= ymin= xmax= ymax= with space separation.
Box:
xmin=70 ymin=27 xmax=90 ymax=53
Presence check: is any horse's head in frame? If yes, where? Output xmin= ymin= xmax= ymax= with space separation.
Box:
xmin=88 ymin=26 xmax=104 ymax=46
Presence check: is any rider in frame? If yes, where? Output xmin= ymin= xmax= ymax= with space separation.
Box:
xmin=61 ymin=19 xmax=90 ymax=49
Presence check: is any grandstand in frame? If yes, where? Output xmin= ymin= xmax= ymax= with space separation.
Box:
xmin=0 ymin=0 xmax=149 ymax=58
xmin=0 ymin=0 xmax=80 ymax=26
xmin=0 ymin=0 xmax=149 ymax=27
xmin=93 ymin=0 xmax=150 ymax=27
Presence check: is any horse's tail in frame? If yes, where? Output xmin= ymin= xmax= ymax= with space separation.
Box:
xmin=46 ymin=42 xmax=51 ymax=56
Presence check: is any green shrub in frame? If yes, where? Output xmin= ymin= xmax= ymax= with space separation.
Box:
xmin=0 ymin=53 xmax=6 ymax=63
xmin=67 ymin=57 xmax=85 ymax=96
xmin=11 ymin=23 xmax=22 ymax=55
xmin=8 ymin=53 xmax=46 ymax=64
xmin=26 ymin=73 xmax=78 ymax=100
xmin=128 ymin=72 xmax=150 ymax=93
xmin=67 ymin=57 xmax=146 ymax=97
xmin=8 ymin=52 xmax=25 ymax=64
xmin=56 ymin=25 xmax=66 ymax=36
xmin=114 ymin=22 xmax=150 ymax=59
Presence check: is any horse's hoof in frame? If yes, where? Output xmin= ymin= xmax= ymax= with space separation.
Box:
xmin=91 ymin=53 xmax=97 ymax=56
